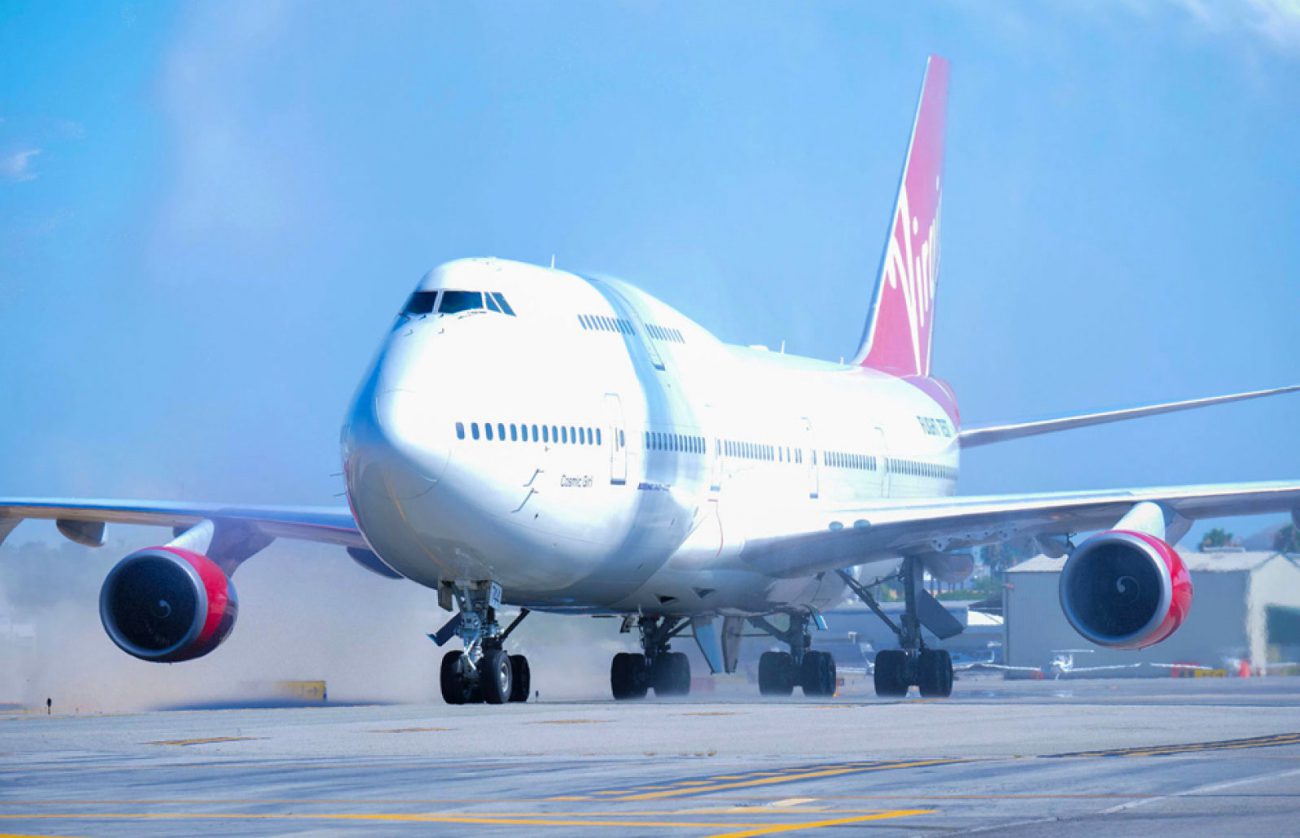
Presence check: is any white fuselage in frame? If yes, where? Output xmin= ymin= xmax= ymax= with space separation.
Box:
xmin=342 ymin=258 xmax=960 ymax=616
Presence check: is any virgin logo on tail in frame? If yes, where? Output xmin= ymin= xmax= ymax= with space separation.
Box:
xmin=855 ymin=55 xmax=948 ymax=379
xmin=881 ymin=184 xmax=941 ymax=375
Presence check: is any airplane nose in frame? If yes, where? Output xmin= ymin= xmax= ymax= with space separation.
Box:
xmin=344 ymin=384 xmax=451 ymax=501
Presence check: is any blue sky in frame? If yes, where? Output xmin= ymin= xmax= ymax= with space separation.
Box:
xmin=2 ymin=1 xmax=1298 ymax=544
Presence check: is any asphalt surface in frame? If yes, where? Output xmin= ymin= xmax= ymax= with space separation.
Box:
xmin=2 ymin=676 xmax=1299 ymax=836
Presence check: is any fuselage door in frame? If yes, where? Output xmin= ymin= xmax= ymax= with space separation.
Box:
xmin=704 ymin=403 xmax=722 ymax=493
xmin=803 ymin=416 xmax=818 ymax=500
xmin=605 ymin=392 xmax=628 ymax=485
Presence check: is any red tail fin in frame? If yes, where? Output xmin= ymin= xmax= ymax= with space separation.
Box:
xmin=853 ymin=55 xmax=949 ymax=377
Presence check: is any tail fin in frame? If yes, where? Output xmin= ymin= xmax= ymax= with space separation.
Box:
xmin=852 ymin=55 xmax=950 ymax=377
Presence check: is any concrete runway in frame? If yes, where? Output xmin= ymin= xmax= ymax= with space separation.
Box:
xmin=2 ymin=676 xmax=1299 ymax=836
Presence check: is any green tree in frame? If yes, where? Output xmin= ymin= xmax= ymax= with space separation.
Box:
xmin=1199 ymin=527 xmax=1236 ymax=550
xmin=1274 ymin=524 xmax=1300 ymax=554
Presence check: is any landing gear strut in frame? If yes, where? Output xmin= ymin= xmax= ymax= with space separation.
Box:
xmin=435 ymin=582 xmax=531 ymax=705
xmin=610 ymin=616 xmax=692 ymax=700
xmin=750 ymin=612 xmax=837 ymax=697
xmin=838 ymin=558 xmax=954 ymax=698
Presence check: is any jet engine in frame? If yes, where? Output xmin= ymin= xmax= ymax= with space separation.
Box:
xmin=1058 ymin=529 xmax=1192 ymax=650
xmin=99 ymin=546 xmax=239 ymax=662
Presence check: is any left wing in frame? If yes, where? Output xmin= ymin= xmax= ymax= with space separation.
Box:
xmin=0 ymin=497 xmax=364 ymax=553
xmin=739 ymin=480 xmax=1300 ymax=577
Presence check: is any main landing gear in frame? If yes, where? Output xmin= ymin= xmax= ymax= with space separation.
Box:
xmin=433 ymin=582 xmax=531 ymax=705
xmin=837 ymin=557 xmax=955 ymax=699
xmin=610 ymin=616 xmax=692 ymax=699
xmin=751 ymin=612 xmax=837 ymax=697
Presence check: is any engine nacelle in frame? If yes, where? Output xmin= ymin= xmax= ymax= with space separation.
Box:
xmin=1058 ymin=530 xmax=1192 ymax=650
xmin=99 ymin=546 xmax=239 ymax=662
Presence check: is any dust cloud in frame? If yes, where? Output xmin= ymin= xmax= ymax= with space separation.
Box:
xmin=0 ymin=526 xmax=627 ymax=713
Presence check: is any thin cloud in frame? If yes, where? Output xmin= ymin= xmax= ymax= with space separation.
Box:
xmin=1163 ymin=0 xmax=1300 ymax=54
xmin=1 ymin=148 xmax=40 ymax=182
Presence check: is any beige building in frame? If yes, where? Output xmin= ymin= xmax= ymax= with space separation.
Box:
xmin=1004 ymin=550 xmax=1300 ymax=674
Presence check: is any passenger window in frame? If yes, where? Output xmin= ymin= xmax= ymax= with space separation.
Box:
xmin=580 ymin=427 xmax=588 ymax=445
xmin=531 ymin=424 xmax=539 ymax=441
xmin=497 ymin=423 xmax=505 ymax=441
xmin=485 ymin=423 xmax=494 ymax=441
xmin=542 ymin=426 xmax=550 ymax=443
xmin=439 ymin=290 xmax=485 ymax=314
xmin=404 ymin=291 xmax=439 ymax=316
xmin=618 ymin=430 xmax=624 ymax=447
xmin=561 ymin=427 xmax=569 ymax=444
xmin=510 ymin=424 xmax=518 ymax=441
xmin=570 ymin=426 xmax=577 ymax=444
xmin=471 ymin=422 xmax=480 ymax=440
xmin=551 ymin=425 xmax=559 ymax=443
xmin=456 ymin=422 xmax=465 ymax=440
xmin=596 ymin=428 xmax=603 ymax=446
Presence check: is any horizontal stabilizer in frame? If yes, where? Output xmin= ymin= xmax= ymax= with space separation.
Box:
xmin=959 ymin=384 xmax=1298 ymax=449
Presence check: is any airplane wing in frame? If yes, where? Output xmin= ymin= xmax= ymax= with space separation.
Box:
xmin=953 ymin=662 xmax=1042 ymax=673
xmin=738 ymin=480 xmax=1300 ymax=577
xmin=1062 ymin=663 xmax=1142 ymax=673
xmin=0 ymin=497 xmax=364 ymax=550
xmin=958 ymin=384 xmax=1298 ymax=449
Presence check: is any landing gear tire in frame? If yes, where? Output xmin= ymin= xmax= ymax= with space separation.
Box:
xmin=508 ymin=654 xmax=531 ymax=703
xmin=873 ymin=649 xmax=909 ymax=698
xmin=652 ymin=652 xmax=691 ymax=697
xmin=800 ymin=651 xmax=837 ymax=697
xmin=611 ymin=652 xmax=649 ymax=700
xmin=918 ymin=649 xmax=953 ymax=698
xmin=440 ymin=650 xmax=473 ymax=705
xmin=480 ymin=649 xmax=513 ymax=705
xmin=758 ymin=651 xmax=797 ymax=696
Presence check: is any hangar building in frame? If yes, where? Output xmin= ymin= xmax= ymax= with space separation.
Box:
xmin=1004 ymin=550 xmax=1300 ymax=675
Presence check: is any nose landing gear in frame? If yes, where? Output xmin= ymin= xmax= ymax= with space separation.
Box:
xmin=610 ymin=616 xmax=692 ymax=699
xmin=433 ymin=582 xmax=531 ymax=705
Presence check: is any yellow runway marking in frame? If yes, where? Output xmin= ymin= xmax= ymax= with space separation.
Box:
xmin=1052 ymin=732 xmax=1300 ymax=759
xmin=0 ymin=811 xmax=929 ymax=831
xmin=705 ymin=808 xmax=933 ymax=838
xmin=599 ymin=759 xmax=964 ymax=802
xmin=146 ymin=737 xmax=258 ymax=747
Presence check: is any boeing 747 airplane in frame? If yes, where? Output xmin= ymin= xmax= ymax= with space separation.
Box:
xmin=2 ymin=56 xmax=1296 ymax=705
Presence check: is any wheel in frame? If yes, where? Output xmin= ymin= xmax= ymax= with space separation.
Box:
xmin=509 ymin=654 xmax=531 ymax=703
xmin=917 ymin=649 xmax=953 ymax=698
xmin=758 ymin=651 xmax=796 ymax=696
xmin=611 ymin=652 xmax=649 ymax=700
xmin=480 ymin=649 xmax=513 ymax=705
xmin=801 ymin=651 xmax=837 ymax=697
xmin=873 ymin=649 xmax=909 ymax=698
xmin=440 ymin=650 xmax=469 ymax=705
xmin=653 ymin=652 xmax=691 ymax=697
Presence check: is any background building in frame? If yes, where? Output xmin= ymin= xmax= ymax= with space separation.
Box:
xmin=1004 ymin=550 xmax=1300 ymax=675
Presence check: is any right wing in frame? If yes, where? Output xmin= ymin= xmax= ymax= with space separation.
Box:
xmin=958 ymin=384 xmax=1298 ymax=449
xmin=738 ymin=480 xmax=1300 ymax=578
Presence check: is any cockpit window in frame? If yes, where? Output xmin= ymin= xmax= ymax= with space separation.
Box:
xmin=403 ymin=289 xmax=515 ymax=318
xmin=404 ymin=291 xmax=439 ymax=315
xmin=438 ymin=290 xmax=484 ymax=314
xmin=490 ymin=292 xmax=516 ymax=316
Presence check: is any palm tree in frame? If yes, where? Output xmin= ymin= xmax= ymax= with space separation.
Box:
xmin=1199 ymin=527 xmax=1236 ymax=551
xmin=1274 ymin=524 xmax=1300 ymax=554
